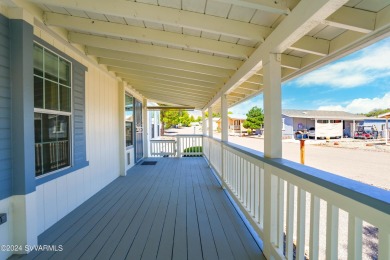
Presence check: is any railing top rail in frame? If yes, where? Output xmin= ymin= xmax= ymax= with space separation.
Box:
xmin=150 ymin=139 xmax=176 ymax=142
xmin=176 ymin=134 xmax=204 ymax=137
xmin=204 ymin=136 xmax=390 ymax=215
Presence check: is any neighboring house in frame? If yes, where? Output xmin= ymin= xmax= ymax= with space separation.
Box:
xmin=217 ymin=114 xmax=247 ymax=135
xmin=282 ymin=109 xmax=386 ymax=139
xmin=377 ymin=112 xmax=390 ymax=143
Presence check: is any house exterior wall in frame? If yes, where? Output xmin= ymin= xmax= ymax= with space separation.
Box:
xmin=33 ymin=27 xmax=121 ymax=234
xmin=292 ymin=118 xmax=315 ymax=131
xmin=0 ymin=13 xmax=13 ymax=253
xmin=0 ymin=14 xmax=11 ymax=201
xmin=0 ymin=7 xmax=128 ymax=257
xmin=282 ymin=116 xmax=294 ymax=139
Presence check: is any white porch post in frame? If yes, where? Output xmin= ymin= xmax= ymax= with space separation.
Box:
xmin=263 ymin=53 xmax=282 ymax=158
xmin=208 ymin=107 xmax=213 ymax=137
xmin=143 ymin=98 xmax=149 ymax=158
xmin=202 ymin=110 xmax=207 ymax=135
xmin=263 ymin=53 xmax=281 ymax=258
xmin=221 ymin=94 xmax=228 ymax=188
xmin=118 ymin=82 xmax=126 ymax=176
xmin=221 ymin=95 xmax=228 ymax=142
xmin=386 ymin=117 xmax=389 ymax=145
xmin=153 ymin=111 xmax=157 ymax=139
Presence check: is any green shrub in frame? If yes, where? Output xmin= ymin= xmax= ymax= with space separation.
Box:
xmin=183 ymin=146 xmax=203 ymax=157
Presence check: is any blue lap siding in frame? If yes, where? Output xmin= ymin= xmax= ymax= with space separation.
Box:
xmin=0 ymin=14 xmax=11 ymax=200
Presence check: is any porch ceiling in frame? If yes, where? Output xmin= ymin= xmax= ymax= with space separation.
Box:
xmin=26 ymin=0 xmax=390 ymax=109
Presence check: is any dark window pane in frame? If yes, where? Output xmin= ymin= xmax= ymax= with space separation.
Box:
xmin=56 ymin=115 xmax=69 ymax=141
xmin=126 ymin=122 xmax=133 ymax=147
xmin=42 ymin=114 xmax=57 ymax=143
xmin=125 ymin=94 xmax=133 ymax=147
xmin=42 ymin=143 xmax=57 ymax=173
xmin=60 ymin=86 xmax=71 ymax=112
xmin=33 ymin=44 xmax=43 ymax=77
xmin=45 ymin=80 xmax=58 ymax=110
xmin=57 ymin=141 xmax=69 ymax=168
xmin=44 ymin=50 xmax=58 ymax=82
xmin=34 ymin=76 xmax=44 ymax=108
xmin=59 ymin=58 xmax=71 ymax=86
xmin=34 ymin=113 xmax=42 ymax=143
xmin=35 ymin=143 xmax=43 ymax=176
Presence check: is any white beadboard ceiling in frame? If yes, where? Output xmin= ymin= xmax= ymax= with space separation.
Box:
xmin=25 ymin=0 xmax=390 ymax=110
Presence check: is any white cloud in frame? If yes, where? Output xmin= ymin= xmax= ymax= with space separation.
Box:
xmin=296 ymin=39 xmax=390 ymax=88
xmin=318 ymin=92 xmax=390 ymax=114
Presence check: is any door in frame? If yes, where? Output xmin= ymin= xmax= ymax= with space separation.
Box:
xmin=134 ymin=99 xmax=143 ymax=162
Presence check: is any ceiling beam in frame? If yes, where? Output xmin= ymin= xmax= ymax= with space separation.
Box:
xmin=324 ymin=6 xmax=376 ymax=33
xmin=119 ymin=74 xmax=217 ymax=90
xmin=246 ymin=74 xmax=263 ymax=84
xmin=147 ymin=106 xmax=195 ymax=111
xmin=130 ymin=84 xmax=213 ymax=98
xmin=31 ymin=0 xmax=271 ymax=41
xmin=228 ymin=92 xmax=246 ymax=98
xmin=108 ymin=66 xmax=222 ymax=86
xmin=136 ymin=91 xmax=208 ymax=106
xmin=103 ymin=62 xmax=223 ymax=84
xmin=210 ymin=0 xmax=290 ymax=15
xmin=239 ymin=82 xmax=263 ymax=91
xmin=69 ymin=32 xmax=242 ymax=70
xmin=44 ymin=12 xmax=253 ymax=60
xmin=281 ymin=54 xmax=301 ymax=70
xmin=204 ymin=0 xmax=349 ymax=109
xmin=92 ymin=51 xmax=233 ymax=78
xmin=289 ymin=36 xmax=330 ymax=56
xmin=116 ymin=72 xmax=218 ymax=89
xmin=128 ymin=79 xmax=216 ymax=94
xmin=137 ymin=90 xmax=210 ymax=102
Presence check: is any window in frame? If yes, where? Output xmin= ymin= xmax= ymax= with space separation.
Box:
xmin=125 ymin=94 xmax=134 ymax=147
xmin=34 ymin=43 xmax=71 ymax=177
xmin=317 ymin=120 xmax=329 ymax=124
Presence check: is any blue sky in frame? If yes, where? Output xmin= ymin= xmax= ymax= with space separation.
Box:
xmin=229 ymin=36 xmax=390 ymax=116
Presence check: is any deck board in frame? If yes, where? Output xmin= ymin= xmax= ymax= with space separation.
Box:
xmin=16 ymin=157 xmax=264 ymax=260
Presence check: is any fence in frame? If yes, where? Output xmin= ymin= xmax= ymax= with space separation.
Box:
xmin=149 ymin=134 xmax=203 ymax=157
xmin=203 ymin=136 xmax=390 ymax=259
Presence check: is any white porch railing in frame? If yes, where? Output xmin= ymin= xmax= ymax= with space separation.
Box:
xmin=150 ymin=139 xmax=176 ymax=157
xmin=203 ymin=136 xmax=390 ymax=260
xmin=150 ymin=134 xmax=203 ymax=157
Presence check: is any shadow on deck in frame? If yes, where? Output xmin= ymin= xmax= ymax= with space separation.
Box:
xmin=13 ymin=157 xmax=264 ymax=260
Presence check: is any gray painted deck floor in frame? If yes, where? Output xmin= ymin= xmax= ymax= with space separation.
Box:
xmin=16 ymin=157 xmax=264 ymax=260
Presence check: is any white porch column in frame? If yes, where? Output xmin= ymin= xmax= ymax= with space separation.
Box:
xmin=143 ymin=98 xmax=149 ymax=157
xmin=386 ymin=117 xmax=389 ymax=145
xmin=118 ymin=82 xmax=126 ymax=176
xmin=154 ymin=111 xmax=159 ymax=138
xmin=221 ymin=95 xmax=228 ymax=142
xmin=263 ymin=53 xmax=282 ymax=158
xmin=208 ymin=107 xmax=213 ymax=137
xmin=202 ymin=110 xmax=207 ymax=135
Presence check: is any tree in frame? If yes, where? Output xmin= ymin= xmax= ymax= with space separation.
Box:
xmin=243 ymin=106 xmax=264 ymax=130
xmin=365 ymin=108 xmax=390 ymax=117
xmin=204 ymin=112 xmax=221 ymax=118
xmin=160 ymin=110 xmax=192 ymax=130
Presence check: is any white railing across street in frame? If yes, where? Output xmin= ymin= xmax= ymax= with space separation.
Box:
xmin=203 ymin=136 xmax=390 ymax=260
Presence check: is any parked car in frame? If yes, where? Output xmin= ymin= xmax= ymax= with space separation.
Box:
xmin=354 ymin=126 xmax=378 ymax=139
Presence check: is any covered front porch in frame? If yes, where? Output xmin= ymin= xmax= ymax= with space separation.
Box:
xmin=12 ymin=157 xmax=263 ymax=260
